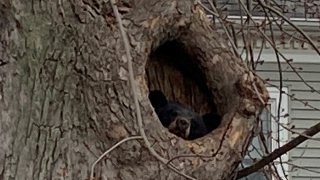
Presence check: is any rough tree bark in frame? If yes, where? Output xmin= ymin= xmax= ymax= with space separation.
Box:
xmin=0 ymin=0 xmax=268 ymax=179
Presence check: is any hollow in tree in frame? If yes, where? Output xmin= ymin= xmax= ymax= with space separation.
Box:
xmin=0 ymin=0 xmax=268 ymax=179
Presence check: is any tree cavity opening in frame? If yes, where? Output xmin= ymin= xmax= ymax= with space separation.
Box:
xmin=145 ymin=40 xmax=222 ymax=140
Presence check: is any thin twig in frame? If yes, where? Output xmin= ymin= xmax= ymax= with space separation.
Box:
xmin=253 ymin=81 xmax=316 ymax=140
xmin=90 ymin=136 xmax=143 ymax=180
xmin=109 ymin=1 xmax=196 ymax=179
xmin=205 ymin=0 xmax=240 ymax=57
xmin=256 ymin=0 xmax=320 ymax=56
xmin=236 ymin=1 xmax=320 ymax=95
xmin=237 ymin=121 xmax=320 ymax=178
xmin=259 ymin=4 xmax=287 ymax=179
xmin=244 ymin=81 xmax=320 ymax=179
xmin=265 ymin=82 xmax=320 ymax=111
xmin=198 ymin=1 xmax=219 ymax=17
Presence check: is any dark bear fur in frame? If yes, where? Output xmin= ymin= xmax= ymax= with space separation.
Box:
xmin=148 ymin=90 xmax=222 ymax=140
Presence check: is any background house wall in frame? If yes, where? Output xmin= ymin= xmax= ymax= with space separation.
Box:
xmin=256 ymin=61 xmax=320 ymax=180
xmin=201 ymin=0 xmax=320 ymax=178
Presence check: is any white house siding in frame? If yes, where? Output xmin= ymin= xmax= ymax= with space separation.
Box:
xmin=201 ymin=1 xmax=320 ymax=178
xmin=214 ymin=0 xmax=320 ymax=18
xmin=256 ymin=62 xmax=320 ymax=180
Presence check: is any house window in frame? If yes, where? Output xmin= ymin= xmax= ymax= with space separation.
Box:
xmin=240 ymin=87 xmax=289 ymax=179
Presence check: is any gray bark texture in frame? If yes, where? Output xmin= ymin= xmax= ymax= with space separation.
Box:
xmin=0 ymin=0 xmax=269 ymax=179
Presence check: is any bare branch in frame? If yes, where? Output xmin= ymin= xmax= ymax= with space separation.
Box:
xmin=237 ymin=121 xmax=320 ymax=179
xmin=204 ymin=0 xmax=240 ymax=57
xmin=253 ymin=81 xmax=318 ymax=140
xmin=256 ymin=0 xmax=320 ymax=56
xmin=90 ymin=136 xmax=143 ymax=180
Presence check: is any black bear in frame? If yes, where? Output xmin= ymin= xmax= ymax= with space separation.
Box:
xmin=148 ymin=90 xmax=221 ymax=140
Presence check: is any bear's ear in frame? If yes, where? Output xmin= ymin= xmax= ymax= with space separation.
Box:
xmin=148 ymin=90 xmax=168 ymax=110
xmin=202 ymin=113 xmax=222 ymax=132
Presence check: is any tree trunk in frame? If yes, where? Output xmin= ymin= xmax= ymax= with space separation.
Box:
xmin=0 ymin=0 xmax=268 ymax=179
